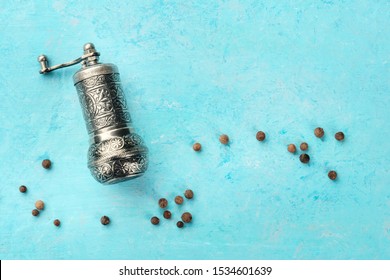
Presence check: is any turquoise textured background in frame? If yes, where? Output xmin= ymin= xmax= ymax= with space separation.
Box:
xmin=1 ymin=0 xmax=390 ymax=260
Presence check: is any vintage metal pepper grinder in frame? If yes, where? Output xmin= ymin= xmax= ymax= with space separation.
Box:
xmin=37 ymin=43 xmax=148 ymax=184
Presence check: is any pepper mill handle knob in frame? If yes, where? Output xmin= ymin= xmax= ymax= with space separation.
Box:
xmin=38 ymin=54 xmax=49 ymax=74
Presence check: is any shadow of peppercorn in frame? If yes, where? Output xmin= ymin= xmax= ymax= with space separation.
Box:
xmin=183 ymin=215 xmax=194 ymax=228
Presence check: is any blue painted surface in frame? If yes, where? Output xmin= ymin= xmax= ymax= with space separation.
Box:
xmin=0 ymin=0 xmax=390 ymax=260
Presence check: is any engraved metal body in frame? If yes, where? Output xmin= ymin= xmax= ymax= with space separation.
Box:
xmin=38 ymin=43 xmax=148 ymax=184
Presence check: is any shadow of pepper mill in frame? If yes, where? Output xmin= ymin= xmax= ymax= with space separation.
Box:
xmin=38 ymin=43 xmax=148 ymax=184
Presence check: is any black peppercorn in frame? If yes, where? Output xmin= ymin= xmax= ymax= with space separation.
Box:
xmin=256 ymin=131 xmax=266 ymax=141
xmin=314 ymin=127 xmax=324 ymax=138
xmin=300 ymin=142 xmax=308 ymax=151
xmin=176 ymin=221 xmax=184 ymax=228
xmin=53 ymin=219 xmax=61 ymax=227
xmin=42 ymin=159 xmax=51 ymax=169
xmin=328 ymin=171 xmax=337 ymax=180
xmin=287 ymin=144 xmax=296 ymax=153
xmin=181 ymin=212 xmax=192 ymax=223
xmin=100 ymin=216 xmax=110 ymax=225
xmin=158 ymin=198 xmax=168 ymax=208
xmin=175 ymin=196 xmax=184 ymax=205
xmin=299 ymin=153 xmax=310 ymax=164
xmin=219 ymin=134 xmax=229 ymax=145
xmin=19 ymin=185 xmax=27 ymax=193
xmin=151 ymin=216 xmax=160 ymax=225
xmin=193 ymin=143 xmax=201 ymax=151
xmin=163 ymin=211 xmax=171 ymax=219
xmin=184 ymin=189 xmax=194 ymax=199
xmin=335 ymin=132 xmax=345 ymax=141
xmin=32 ymin=209 xmax=39 ymax=216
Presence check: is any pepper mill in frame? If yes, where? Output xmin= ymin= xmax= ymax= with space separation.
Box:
xmin=38 ymin=43 xmax=148 ymax=184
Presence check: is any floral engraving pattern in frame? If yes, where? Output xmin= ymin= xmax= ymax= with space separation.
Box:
xmin=90 ymin=153 xmax=148 ymax=183
xmin=88 ymin=134 xmax=144 ymax=159
xmin=88 ymin=134 xmax=148 ymax=184
xmin=75 ymin=72 xmax=148 ymax=183
xmin=75 ymin=73 xmax=131 ymax=133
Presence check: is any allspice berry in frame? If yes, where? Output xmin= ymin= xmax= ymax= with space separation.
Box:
xmin=299 ymin=154 xmax=310 ymax=164
xmin=193 ymin=143 xmax=201 ymax=152
xmin=184 ymin=189 xmax=194 ymax=199
xmin=35 ymin=200 xmax=44 ymax=210
xmin=335 ymin=132 xmax=345 ymax=141
xmin=328 ymin=171 xmax=337 ymax=180
xmin=53 ymin=219 xmax=61 ymax=227
xmin=176 ymin=221 xmax=184 ymax=228
xmin=158 ymin=198 xmax=168 ymax=208
xmin=181 ymin=212 xmax=192 ymax=223
xmin=32 ymin=209 xmax=39 ymax=216
xmin=219 ymin=134 xmax=229 ymax=145
xmin=256 ymin=131 xmax=266 ymax=141
xmin=287 ymin=144 xmax=296 ymax=153
xmin=314 ymin=127 xmax=324 ymax=138
xmin=151 ymin=216 xmax=160 ymax=225
xmin=42 ymin=159 xmax=51 ymax=169
xmin=175 ymin=196 xmax=184 ymax=205
xmin=163 ymin=211 xmax=172 ymax=219
xmin=100 ymin=216 xmax=110 ymax=225
xmin=19 ymin=185 xmax=27 ymax=193
xmin=300 ymin=142 xmax=309 ymax=151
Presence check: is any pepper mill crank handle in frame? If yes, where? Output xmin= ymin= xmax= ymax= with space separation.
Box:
xmin=37 ymin=51 xmax=100 ymax=74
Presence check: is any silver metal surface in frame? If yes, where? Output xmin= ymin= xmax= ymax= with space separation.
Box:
xmin=38 ymin=43 xmax=148 ymax=184
xmin=38 ymin=51 xmax=100 ymax=74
